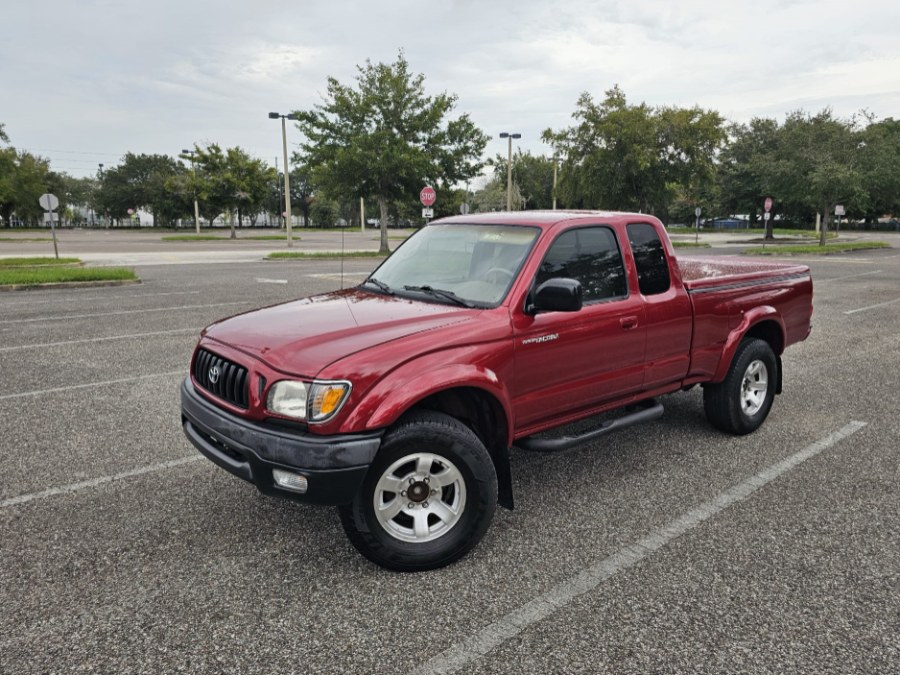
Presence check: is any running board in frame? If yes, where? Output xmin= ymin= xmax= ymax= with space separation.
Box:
xmin=515 ymin=399 xmax=664 ymax=452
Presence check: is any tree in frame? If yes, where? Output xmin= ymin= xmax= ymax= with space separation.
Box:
xmin=472 ymin=178 xmax=519 ymax=213
xmin=716 ymin=118 xmax=781 ymax=235
xmin=542 ymin=86 xmax=725 ymax=222
xmin=771 ymin=110 xmax=865 ymax=245
xmin=857 ymin=116 xmax=900 ymax=221
xmin=294 ymin=52 xmax=488 ymax=253
xmin=186 ymin=144 xmax=273 ymax=236
xmin=97 ymin=153 xmax=190 ymax=226
xmin=0 ymin=150 xmax=51 ymax=226
xmin=491 ymin=150 xmax=556 ymax=210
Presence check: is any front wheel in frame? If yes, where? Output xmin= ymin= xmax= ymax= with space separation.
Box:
xmin=703 ymin=338 xmax=778 ymax=435
xmin=338 ymin=411 xmax=498 ymax=571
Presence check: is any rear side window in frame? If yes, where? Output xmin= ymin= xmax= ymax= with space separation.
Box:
xmin=627 ymin=223 xmax=671 ymax=296
xmin=535 ymin=227 xmax=627 ymax=302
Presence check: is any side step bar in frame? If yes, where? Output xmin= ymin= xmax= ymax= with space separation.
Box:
xmin=515 ymin=399 xmax=664 ymax=452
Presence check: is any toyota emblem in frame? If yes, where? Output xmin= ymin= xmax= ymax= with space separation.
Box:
xmin=208 ymin=365 xmax=220 ymax=384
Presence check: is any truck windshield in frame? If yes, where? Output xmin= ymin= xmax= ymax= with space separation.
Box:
xmin=365 ymin=224 xmax=540 ymax=307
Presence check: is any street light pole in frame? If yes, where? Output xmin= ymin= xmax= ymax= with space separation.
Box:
xmin=552 ymin=155 xmax=558 ymax=210
xmin=269 ymin=111 xmax=299 ymax=248
xmin=98 ymin=163 xmax=105 ymax=228
xmin=499 ymin=132 xmax=521 ymax=211
xmin=182 ymin=149 xmax=201 ymax=235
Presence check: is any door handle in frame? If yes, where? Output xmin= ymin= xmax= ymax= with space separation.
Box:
xmin=619 ymin=316 xmax=639 ymax=330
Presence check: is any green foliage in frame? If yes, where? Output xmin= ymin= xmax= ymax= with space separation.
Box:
xmin=543 ymin=86 xmax=725 ymax=221
xmin=185 ymin=144 xmax=275 ymax=235
xmin=491 ymin=151 xmax=556 ymax=209
xmin=473 ymin=177 xmax=520 ymax=213
xmin=97 ymin=152 xmax=190 ymax=226
xmin=294 ymin=52 xmax=488 ymax=252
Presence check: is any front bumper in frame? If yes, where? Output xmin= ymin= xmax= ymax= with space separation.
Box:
xmin=180 ymin=378 xmax=383 ymax=505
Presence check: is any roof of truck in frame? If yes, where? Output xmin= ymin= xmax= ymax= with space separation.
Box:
xmin=433 ymin=210 xmax=661 ymax=229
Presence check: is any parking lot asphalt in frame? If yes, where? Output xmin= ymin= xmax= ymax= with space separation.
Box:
xmin=1 ymin=238 xmax=899 ymax=674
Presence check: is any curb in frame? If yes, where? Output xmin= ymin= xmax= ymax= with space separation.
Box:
xmin=0 ymin=279 xmax=142 ymax=292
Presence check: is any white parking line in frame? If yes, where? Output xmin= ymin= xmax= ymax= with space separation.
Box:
xmin=0 ymin=371 xmax=183 ymax=401
xmin=844 ymin=297 xmax=900 ymax=315
xmin=0 ymin=328 xmax=199 ymax=352
xmin=0 ymin=456 xmax=204 ymax=509
xmin=2 ymin=301 xmax=246 ymax=324
xmin=255 ymin=278 xmax=288 ymax=284
xmin=818 ymin=270 xmax=882 ymax=283
xmin=411 ymin=421 xmax=868 ymax=675
xmin=0 ymin=290 xmax=201 ymax=308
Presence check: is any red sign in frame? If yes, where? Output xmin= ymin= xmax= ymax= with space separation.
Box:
xmin=420 ymin=186 xmax=436 ymax=206
xmin=764 ymin=197 xmax=773 ymax=213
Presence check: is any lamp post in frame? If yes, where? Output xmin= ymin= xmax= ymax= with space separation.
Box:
xmin=499 ymin=132 xmax=521 ymax=211
xmin=269 ymin=111 xmax=300 ymax=248
xmin=181 ymin=148 xmax=201 ymax=235
xmin=98 ymin=164 xmax=105 ymax=228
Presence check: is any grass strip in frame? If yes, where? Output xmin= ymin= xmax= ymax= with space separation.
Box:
xmin=672 ymin=242 xmax=710 ymax=249
xmin=745 ymin=242 xmax=890 ymax=255
xmin=0 ymin=237 xmax=52 ymax=242
xmin=161 ymin=235 xmax=227 ymax=241
xmin=0 ymin=256 xmax=81 ymax=267
xmin=0 ymin=266 xmax=137 ymax=286
xmin=266 ymin=250 xmax=387 ymax=260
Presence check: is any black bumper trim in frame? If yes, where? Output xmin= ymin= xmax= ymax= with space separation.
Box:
xmin=180 ymin=378 xmax=382 ymax=505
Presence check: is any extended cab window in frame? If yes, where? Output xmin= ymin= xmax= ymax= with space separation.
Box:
xmin=535 ymin=227 xmax=627 ymax=302
xmin=627 ymin=223 xmax=671 ymax=295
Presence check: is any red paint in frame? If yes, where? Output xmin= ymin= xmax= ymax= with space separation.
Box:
xmin=420 ymin=186 xmax=436 ymax=206
xmin=190 ymin=211 xmax=813 ymax=443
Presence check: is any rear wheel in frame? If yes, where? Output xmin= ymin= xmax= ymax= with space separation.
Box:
xmin=338 ymin=411 xmax=497 ymax=571
xmin=703 ymin=338 xmax=778 ymax=435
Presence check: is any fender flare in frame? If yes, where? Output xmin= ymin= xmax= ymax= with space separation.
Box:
xmin=711 ymin=306 xmax=785 ymax=383
xmin=342 ymin=361 xmax=515 ymax=447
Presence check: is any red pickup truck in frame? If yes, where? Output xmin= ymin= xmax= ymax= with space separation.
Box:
xmin=181 ymin=211 xmax=813 ymax=571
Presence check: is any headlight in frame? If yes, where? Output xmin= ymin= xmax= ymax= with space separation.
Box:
xmin=267 ymin=380 xmax=309 ymax=419
xmin=266 ymin=380 xmax=351 ymax=423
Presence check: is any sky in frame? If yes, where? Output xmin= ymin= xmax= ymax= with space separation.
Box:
xmin=3 ymin=0 xmax=899 ymax=179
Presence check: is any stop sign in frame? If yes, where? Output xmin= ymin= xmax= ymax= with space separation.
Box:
xmin=764 ymin=197 xmax=773 ymax=212
xmin=420 ymin=186 xmax=436 ymax=206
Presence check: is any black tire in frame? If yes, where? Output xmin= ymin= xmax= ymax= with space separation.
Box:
xmin=338 ymin=411 xmax=498 ymax=572
xmin=703 ymin=338 xmax=778 ymax=435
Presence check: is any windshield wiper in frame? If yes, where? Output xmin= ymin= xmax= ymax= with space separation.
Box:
xmin=363 ymin=277 xmax=394 ymax=295
xmin=402 ymin=285 xmax=474 ymax=308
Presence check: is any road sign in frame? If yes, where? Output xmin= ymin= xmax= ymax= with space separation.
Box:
xmin=764 ymin=197 xmax=773 ymax=212
xmin=835 ymin=204 xmax=845 ymax=216
xmin=39 ymin=193 xmax=59 ymax=211
xmin=694 ymin=207 xmax=702 ymax=217
xmin=422 ymin=207 xmax=434 ymax=219
xmin=420 ymin=186 xmax=436 ymax=206
xmin=460 ymin=202 xmax=470 ymax=215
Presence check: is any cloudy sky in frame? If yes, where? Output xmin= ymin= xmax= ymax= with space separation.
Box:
xmin=3 ymin=0 xmax=898 ymax=178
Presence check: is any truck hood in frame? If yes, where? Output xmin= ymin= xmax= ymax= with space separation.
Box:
xmin=202 ymin=288 xmax=477 ymax=376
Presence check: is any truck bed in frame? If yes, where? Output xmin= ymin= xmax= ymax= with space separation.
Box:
xmin=677 ymin=256 xmax=811 ymax=292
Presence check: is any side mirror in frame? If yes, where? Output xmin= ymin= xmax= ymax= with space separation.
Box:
xmin=529 ymin=278 xmax=583 ymax=314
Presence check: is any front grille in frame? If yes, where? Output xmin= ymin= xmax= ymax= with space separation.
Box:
xmin=193 ymin=348 xmax=249 ymax=409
